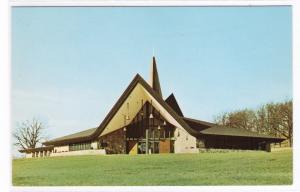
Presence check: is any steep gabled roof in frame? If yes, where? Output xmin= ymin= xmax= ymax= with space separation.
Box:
xmin=149 ymin=57 xmax=162 ymax=98
xmin=165 ymin=93 xmax=184 ymax=117
xmin=44 ymin=74 xmax=197 ymax=146
xmin=93 ymin=73 xmax=198 ymax=137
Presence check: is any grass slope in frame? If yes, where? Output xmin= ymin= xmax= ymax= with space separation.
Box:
xmin=12 ymin=149 xmax=292 ymax=186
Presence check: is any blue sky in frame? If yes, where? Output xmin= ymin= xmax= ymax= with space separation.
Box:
xmin=12 ymin=7 xmax=292 ymax=143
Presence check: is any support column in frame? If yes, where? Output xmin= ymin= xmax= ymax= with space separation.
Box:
xmin=265 ymin=142 xmax=271 ymax=152
xmin=146 ymin=129 xmax=149 ymax=154
xmin=152 ymin=130 xmax=155 ymax=153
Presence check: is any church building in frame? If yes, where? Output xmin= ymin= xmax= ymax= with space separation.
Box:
xmin=19 ymin=57 xmax=285 ymax=158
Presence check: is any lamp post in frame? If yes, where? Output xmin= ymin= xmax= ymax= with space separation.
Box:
xmin=149 ymin=104 xmax=154 ymax=154
xmin=157 ymin=125 xmax=161 ymax=153
xmin=158 ymin=125 xmax=161 ymax=140
xmin=123 ymin=114 xmax=127 ymax=154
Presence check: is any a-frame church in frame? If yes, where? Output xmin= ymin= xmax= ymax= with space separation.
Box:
xmin=20 ymin=57 xmax=285 ymax=158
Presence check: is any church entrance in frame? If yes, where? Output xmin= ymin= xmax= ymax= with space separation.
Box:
xmin=137 ymin=140 xmax=159 ymax=154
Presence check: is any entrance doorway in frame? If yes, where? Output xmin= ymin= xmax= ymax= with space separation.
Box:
xmin=138 ymin=141 xmax=159 ymax=154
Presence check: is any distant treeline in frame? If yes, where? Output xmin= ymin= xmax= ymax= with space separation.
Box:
xmin=214 ymin=100 xmax=293 ymax=147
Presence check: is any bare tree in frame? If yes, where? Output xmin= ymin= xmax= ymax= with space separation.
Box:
xmin=13 ymin=119 xmax=46 ymax=150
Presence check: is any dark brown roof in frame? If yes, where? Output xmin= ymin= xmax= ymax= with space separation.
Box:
xmin=165 ymin=93 xmax=184 ymax=117
xmin=182 ymin=117 xmax=216 ymax=130
xmin=45 ymin=127 xmax=97 ymax=144
xmin=182 ymin=117 xmax=285 ymax=141
xmin=43 ymin=74 xmax=198 ymax=146
xmin=200 ymin=126 xmax=286 ymax=141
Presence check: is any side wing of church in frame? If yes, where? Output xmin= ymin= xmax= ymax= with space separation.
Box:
xmin=19 ymin=57 xmax=285 ymax=158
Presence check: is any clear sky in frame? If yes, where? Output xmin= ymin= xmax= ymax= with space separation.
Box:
xmin=12 ymin=7 xmax=292 ymax=145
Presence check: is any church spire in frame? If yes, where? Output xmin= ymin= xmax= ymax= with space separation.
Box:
xmin=149 ymin=56 xmax=163 ymax=98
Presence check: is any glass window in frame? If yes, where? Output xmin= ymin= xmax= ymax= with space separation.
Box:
xmin=69 ymin=142 xmax=91 ymax=151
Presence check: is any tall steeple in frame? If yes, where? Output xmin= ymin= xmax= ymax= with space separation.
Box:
xmin=149 ymin=56 xmax=163 ymax=98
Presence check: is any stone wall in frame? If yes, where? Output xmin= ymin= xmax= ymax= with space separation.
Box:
xmin=100 ymin=128 xmax=126 ymax=154
xmin=174 ymin=127 xmax=198 ymax=153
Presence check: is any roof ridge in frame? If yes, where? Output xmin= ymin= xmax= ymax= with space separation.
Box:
xmin=44 ymin=73 xmax=197 ymax=145
xmin=92 ymin=73 xmax=197 ymax=138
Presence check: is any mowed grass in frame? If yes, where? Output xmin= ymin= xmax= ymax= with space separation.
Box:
xmin=12 ymin=149 xmax=292 ymax=186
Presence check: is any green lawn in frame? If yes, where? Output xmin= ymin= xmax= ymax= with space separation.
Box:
xmin=12 ymin=149 xmax=292 ymax=186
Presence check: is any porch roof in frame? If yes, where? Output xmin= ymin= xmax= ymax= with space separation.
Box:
xmin=19 ymin=145 xmax=54 ymax=153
